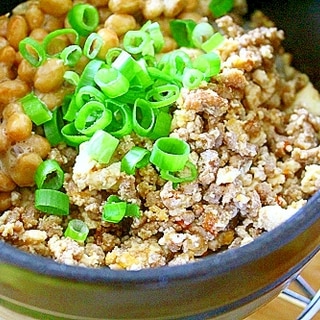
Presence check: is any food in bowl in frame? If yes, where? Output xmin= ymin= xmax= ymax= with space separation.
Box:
xmin=0 ymin=0 xmax=319 ymax=271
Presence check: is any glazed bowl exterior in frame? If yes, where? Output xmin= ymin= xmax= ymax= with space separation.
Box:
xmin=0 ymin=0 xmax=319 ymax=319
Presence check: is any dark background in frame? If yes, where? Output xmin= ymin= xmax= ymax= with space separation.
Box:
xmin=1 ymin=0 xmax=319 ymax=89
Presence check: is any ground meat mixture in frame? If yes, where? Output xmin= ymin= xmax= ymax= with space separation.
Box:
xmin=0 ymin=0 xmax=319 ymax=270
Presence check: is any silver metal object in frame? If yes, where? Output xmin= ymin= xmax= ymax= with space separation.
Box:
xmin=280 ymin=275 xmax=320 ymax=320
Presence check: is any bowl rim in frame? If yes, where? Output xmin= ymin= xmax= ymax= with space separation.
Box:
xmin=0 ymin=191 xmax=319 ymax=284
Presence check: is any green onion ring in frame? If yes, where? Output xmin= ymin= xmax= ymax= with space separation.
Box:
xmin=18 ymin=37 xmax=46 ymax=67
xmin=85 ymin=130 xmax=119 ymax=164
xmin=20 ymin=92 xmax=52 ymax=125
xmin=94 ymin=67 xmax=130 ymax=98
xmin=83 ymin=33 xmax=103 ymax=59
xmin=150 ymin=137 xmax=190 ymax=171
xmin=121 ymin=147 xmax=151 ymax=175
xmin=133 ymin=98 xmax=156 ymax=136
xmin=64 ymin=219 xmax=89 ymax=242
xmin=67 ymin=3 xmax=99 ymax=37
xmin=74 ymin=101 xmax=112 ymax=136
xmin=34 ymin=159 xmax=64 ymax=190
xmin=35 ymin=189 xmax=69 ymax=216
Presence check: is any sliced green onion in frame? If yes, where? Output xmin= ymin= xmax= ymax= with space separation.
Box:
xmin=102 ymin=197 xmax=140 ymax=223
xmin=133 ymin=98 xmax=155 ymax=136
xmin=111 ymin=50 xmax=139 ymax=82
xmin=182 ymin=67 xmax=204 ymax=89
xmin=105 ymin=47 xmax=123 ymax=65
xmin=77 ymin=59 xmax=104 ymax=90
xmin=35 ymin=189 xmax=69 ymax=216
xmin=74 ymin=101 xmax=112 ymax=136
xmin=146 ymin=84 xmax=180 ymax=108
xmin=116 ymin=86 xmax=146 ymax=105
xmin=192 ymin=52 xmax=221 ymax=78
xmin=43 ymin=29 xmax=80 ymax=56
xmin=20 ymin=92 xmax=52 ymax=125
xmin=83 ymin=33 xmax=103 ymax=59
xmin=147 ymin=66 xmax=180 ymax=86
xmin=141 ymin=21 xmax=164 ymax=53
xmin=160 ymin=161 xmax=198 ymax=183
xmin=34 ymin=159 xmax=64 ymax=190
xmin=169 ymin=19 xmax=197 ymax=48
xmin=67 ymin=3 xmax=99 ymax=37
xmin=94 ymin=67 xmax=130 ymax=98
xmin=63 ymin=70 xmax=80 ymax=86
xmin=191 ymin=22 xmax=215 ymax=48
xmin=201 ymin=32 xmax=225 ymax=53
xmin=61 ymin=94 xmax=73 ymax=117
xmin=61 ymin=122 xmax=90 ymax=147
xmin=121 ymin=147 xmax=151 ymax=175
xmin=150 ymin=137 xmax=190 ymax=171
xmin=43 ymin=107 xmax=64 ymax=146
xmin=149 ymin=111 xmax=172 ymax=140
xmin=64 ymin=219 xmax=89 ymax=242
xmin=123 ymin=30 xmax=153 ymax=56
xmin=60 ymin=45 xmax=82 ymax=67
xmin=63 ymin=95 xmax=79 ymax=122
xmin=104 ymin=101 xmax=133 ymax=138
xmin=75 ymin=85 xmax=105 ymax=107
xmin=131 ymin=59 xmax=153 ymax=88
xmin=102 ymin=201 xmax=127 ymax=223
xmin=19 ymin=37 xmax=46 ymax=67
xmin=209 ymin=0 xmax=234 ymax=18
xmin=107 ymin=195 xmax=122 ymax=203
xmin=126 ymin=203 xmax=140 ymax=218
xmin=86 ymin=130 xmax=119 ymax=164
xmin=167 ymin=50 xmax=192 ymax=81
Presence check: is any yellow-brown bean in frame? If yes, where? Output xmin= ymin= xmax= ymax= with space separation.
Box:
xmin=0 ymin=79 xmax=30 ymax=104
xmin=10 ymin=152 xmax=43 ymax=187
xmin=7 ymin=15 xmax=29 ymax=50
xmin=0 ymin=63 xmax=13 ymax=82
xmin=104 ymin=14 xmax=137 ymax=37
xmin=42 ymin=14 xmax=64 ymax=33
xmin=6 ymin=113 xmax=33 ymax=143
xmin=46 ymin=35 xmax=70 ymax=56
xmin=29 ymin=28 xmax=48 ymax=42
xmin=0 ymin=126 xmax=10 ymax=153
xmin=0 ymin=192 xmax=12 ymax=212
xmin=161 ymin=36 xmax=178 ymax=53
xmin=25 ymin=4 xmax=45 ymax=30
xmin=0 ymin=46 xmax=16 ymax=67
xmin=142 ymin=0 xmax=164 ymax=20
xmin=177 ymin=12 xmax=204 ymax=22
xmin=184 ymin=0 xmax=200 ymax=11
xmin=2 ymin=102 xmax=23 ymax=120
xmin=98 ymin=7 xmax=113 ymax=24
xmin=96 ymin=28 xmax=119 ymax=60
xmin=0 ymin=171 xmax=16 ymax=192
xmin=17 ymin=59 xmax=37 ymax=84
xmin=34 ymin=58 xmax=66 ymax=93
xmin=196 ymin=0 xmax=211 ymax=16
xmin=0 ymin=16 xmax=8 ymax=38
xmin=0 ymin=36 xmax=9 ymax=51
xmin=163 ymin=0 xmax=186 ymax=18
xmin=25 ymin=134 xmax=51 ymax=159
xmin=154 ymin=18 xmax=171 ymax=36
xmin=36 ymin=86 xmax=73 ymax=110
xmin=39 ymin=0 xmax=73 ymax=17
xmin=88 ymin=0 xmax=110 ymax=7
xmin=108 ymin=0 xmax=142 ymax=15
